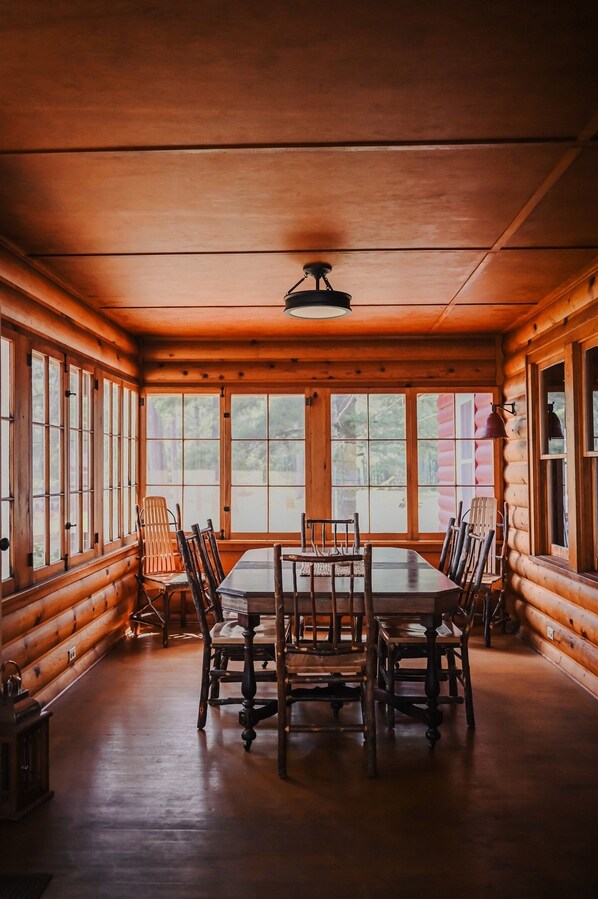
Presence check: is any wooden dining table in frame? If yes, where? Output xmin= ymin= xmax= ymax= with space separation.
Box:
xmin=217 ymin=546 xmax=461 ymax=750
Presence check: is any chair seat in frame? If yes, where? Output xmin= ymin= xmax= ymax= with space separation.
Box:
xmin=377 ymin=617 xmax=462 ymax=645
xmin=143 ymin=571 xmax=188 ymax=589
xmin=210 ymin=619 xmax=277 ymax=645
xmin=284 ymin=648 xmax=366 ymax=674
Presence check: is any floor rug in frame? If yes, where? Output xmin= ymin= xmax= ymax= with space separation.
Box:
xmin=0 ymin=874 xmax=52 ymax=899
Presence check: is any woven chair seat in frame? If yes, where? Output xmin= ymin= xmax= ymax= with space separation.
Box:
xmin=377 ymin=618 xmax=462 ymax=645
xmin=285 ymin=649 xmax=366 ymax=674
xmin=210 ymin=619 xmax=277 ymax=645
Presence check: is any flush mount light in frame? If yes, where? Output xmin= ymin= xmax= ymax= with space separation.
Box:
xmin=283 ymin=262 xmax=352 ymax=319
xmin=481 ymin=402 xmax=516 ymax=439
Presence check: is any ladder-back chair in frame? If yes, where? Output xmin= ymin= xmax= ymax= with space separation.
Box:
xmin=300 ymin=512 xmax=360 ymax=554
xmin=130 ymin=496 xmax=188 ymax=647
xmin=462 ymin=498 xmax=510 ymax=646
xmin=177 ymin=528 xmax=276 ymax=730
xmin=274 ymin=543 xmax=376 ymax=779
xmin=377 ymin=527 xmax=495 ymax=731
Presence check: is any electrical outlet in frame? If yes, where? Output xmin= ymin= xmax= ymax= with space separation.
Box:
xmin=68 ymin=646 xmax=77 ymax=663
xmin=547 ymin=626 xmax=554 ymax=641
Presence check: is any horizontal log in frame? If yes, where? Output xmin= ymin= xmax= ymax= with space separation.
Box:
xmin=510 ymin=572 xmax=598 ymax=645
xmin=143 ymin=337 xmax=498 ymax=364
xmin=22 ymin=598 xmax=131 ymax=696
xmin=0 ymin=246 xmax=138 ymax=356
xmin=518 ymin=622 xmax=598 ymax=701
xmin=513 ymin=599 xmax=598 ymax=677
xmin=502 ymin=352 xmax=526 ymax=382
xmin=504 ymin=460 xmax=528 ymax=485
xmin=3 ymin=572 xmax=137 ymax=669
xmin=509 ymin=528 xmax=530 ymax=555
xmin=509 ymin=550 xmax=598 ymax=613
xmin=37 ymin=629 xmax=125 ymax=707
xmin=142 ymin=358 xmax=497 ymax=385
xmin=510 ymin=508 xmax=529 ymax=533
xmin=504 ymin=439 xmax=528 ymax=464
xmin=2 ymin=553 xmax=138 ymax=642
xmin=504 ymin=483 xmax=529 ymax=510
xmin=501 ymin=374 xmax=526 ymax=401
xmin=504 ymin=267 xmax=598 ymax=357
xmin=1 ymin=282 xmax=140 ymax=379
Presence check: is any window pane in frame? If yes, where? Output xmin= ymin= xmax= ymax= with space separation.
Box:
xmin=370 ymin=487 xmax=407 ymax=532
xmin=232 ymin=441 xmax=267 ymax=485
xmin=370 ymin=441 xmax=406 ymax=486
xmin=184 ymin=441 xmax=219 ymax=485
xmin=48 ymin=359 xmax=61 ymax=425
xmin=269 ymin=487 xmax=305 ymax=531
xmin=70 ymin=431 xmax=79 ymax=491
xmin=269 ymin=441 xmax=304 ymax=486
xmin=417 ymin=394 xmax=454 ymax=438
xmin=332 ymin=440 xmax=369 ymax=486
xmin=1 ymin=420 xmax=10 ymax=498
xmin=331 ymin=394 xmax=368 ymax=439
xmin=33 ymin=497 xmax=46 ymax=569
xmin=232 ymin=486 xmax=267 ymax=531
xmin=332 ymin=487 xmax=370 ymax=528
xmin=269 ymin=395 xmax=304 ymax=438
xmin=32 ymin=424 xmax=45 ymax=493
xmin=146 ymin=394 xmax=182 ymax=439
xmin=183 ymin=486 xmax=220 ymax=531
xmin=184 ymin=395 xmax=219 ymax=439
xmin=369 ymin=394 xmax=405 ymax=439
xmin=547 ymin=457 xmax=568 ymax=548
xmin=418 ymin=440 xmax=455 ymax=486
xmin=146 ymin=440 xmax=182 ymax=484
xmin=231 ymin=395 xmax=267 ymax=439
xmin=32 ymin=355 xmax=45 ymax=422
xmin=1 ymin=501 xmax=10 ymax=580
xmin=542 ymin=362 xmax=566 ymax=455
xmin=0 ymin=339 xmax=10 ymax=418
xmin=419 ymin=487 xmax=443 ymax=532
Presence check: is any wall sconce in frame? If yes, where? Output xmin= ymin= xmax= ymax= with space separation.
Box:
xmin=480 ymin=402 xmax=516 ymax=439
xmin=547 ymin=403 xmax=565 ymax=440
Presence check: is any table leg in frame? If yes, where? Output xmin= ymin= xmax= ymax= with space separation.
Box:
xmin=422 ymin=613 xmax=443 ymax=747
xmin=237 ymin=613 xmax=278 ymax=751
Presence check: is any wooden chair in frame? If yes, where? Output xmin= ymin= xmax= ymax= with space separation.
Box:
xmin=300 ymin=512 xmax=360 ymax=554
xmin=462 ymin=498 xmax=510 ymax=646
xmin=130 ymin=496 xmax=188 ymax=647
xmin=274 ymin=543 xmax=377 ymax=779
xmin=194 ymin=519 xmax=228 ymax=612
xmin=177 ymin=528 xmax=276 ymax=730
xmin=377 ymin=527 xmax=495 ymax=730
xmin=438 ymin=516 xmax=468 ymax=581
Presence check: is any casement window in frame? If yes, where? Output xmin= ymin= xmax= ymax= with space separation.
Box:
xmin=144 ymin=387 xmax=495 ymax=540
xmin=331 ymin=393 xmax=406 ymax=533
xmin=103 ymin=378 xmax=139 ymax=547
xmin=583 ymin=343 xmax=598 ymax=572
xmin=145 ymin=393 xmax=220 ymax=530
xmin=416 ymin=392 xmax=494 ymax=534
xmin=230 ymin=393 xmax=305 ymax=534
xmin=538 ymin=360 xmax=568 ymax=559
xmin=66 ymin=363 xmax=95 ymax=563
xmin=1 ymin=335 xmax=13 ymax=587
xmin=31 ymin=348 xmax=65 ymax=576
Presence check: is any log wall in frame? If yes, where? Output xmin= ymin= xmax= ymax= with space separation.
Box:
xmin=1 ymin=246 xmax=141 ymax=702
xmin=502 ymin=266 xmax=598 ymax=698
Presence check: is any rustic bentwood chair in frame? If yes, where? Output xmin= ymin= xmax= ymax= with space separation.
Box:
xmin=300 ymin=513 xmax=360 ymax=554
xmin=462 ymin=498 xmax=510 ymax=646
xmin=130 ymin=496 xmax=189 ymax=647
xmin=377 ymin=527 xmax=495 ymax=730
xmin=438 ymin=516 xmax=468 ymax=581
xmin=274 ymin=543 xmax=377 ymax=779
xmin=177 ymin=528 xmax=276 ymax=730
xmin=194 ymin=519 xmax=227 ymax=610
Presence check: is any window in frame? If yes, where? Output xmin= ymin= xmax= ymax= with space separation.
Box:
xmin=104 ymin=378 xmax=139 ymax=545
xmin=122 ymin=386 xmax=138 ymax=538
xmin=31 ymin=350 xmax=64 ymax=574
xmin=67 ymin=363 xmax=94 ymax=561
xmin=331 ymin=393 xmax=406 ymax=532
xmin=584 ymin=344 xmax=598 ymax=571
xmin=231 ymin=394 xmax=304 ymax=533
xmin=539 ymin=361 xmax=568 ymax=557
xmin=146 ymin=393 xmax=220 ymax=529
xmin=416 ymin=392 xmax=494 ymax=533
xmin=1 ymin=336 xmax=13 ymax=584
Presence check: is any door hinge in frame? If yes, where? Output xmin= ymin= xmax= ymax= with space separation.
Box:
xmin=94 ymin=532 xmax=99 ymax=545
xmin=27 ymin=551 xmax=34 ymax=567
xmin=139 ymin=397 xmax=145 ymax=407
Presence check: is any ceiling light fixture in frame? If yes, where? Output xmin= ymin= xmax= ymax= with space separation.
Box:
xmin=284 ymin=262 xmax=352 ymax=319
xmin=481 ymin=402 xmax=516 ymax=439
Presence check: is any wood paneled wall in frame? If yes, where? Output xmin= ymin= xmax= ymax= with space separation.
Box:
xmin=1 ymin=246 xmax=141 ymax=702
xmin=502 ymin=267 xmax=598 ymax=698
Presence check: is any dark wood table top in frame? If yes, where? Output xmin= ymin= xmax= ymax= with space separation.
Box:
xmin=217 ymin=546 xmax=461 ymax=617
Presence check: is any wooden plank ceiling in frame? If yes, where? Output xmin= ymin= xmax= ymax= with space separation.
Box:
xmin=0 ymin=0 xmax=597 ymax=341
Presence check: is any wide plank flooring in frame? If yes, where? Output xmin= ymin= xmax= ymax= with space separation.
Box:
xmin=1 ymin=627 xmax=597 ymax=899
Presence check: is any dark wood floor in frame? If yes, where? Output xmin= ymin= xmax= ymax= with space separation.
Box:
xmin=1 ymin=625 xmax=597 ymax=899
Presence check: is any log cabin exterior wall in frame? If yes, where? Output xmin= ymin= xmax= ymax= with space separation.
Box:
xmin=502 ymin=267 xmax=598 ymax=699
xmin=1 ymin=247 xmax=141 ymax=702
